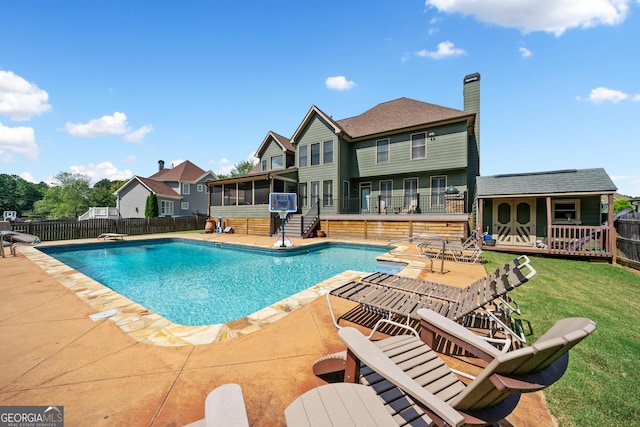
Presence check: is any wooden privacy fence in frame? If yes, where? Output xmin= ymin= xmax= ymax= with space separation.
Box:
xmin=616 ymin=212 xmax=640 ymax=270
xmin=10 ymin=216 xmax=208 ymax=242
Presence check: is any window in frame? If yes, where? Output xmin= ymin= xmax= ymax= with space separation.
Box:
xmin=404 ymin=178 xmax=418 ymax=210
xmin=271 ymin=155 xmax=283 ymax=169
xmin=197 ymin=184 xmax=203 ymax=192
xmin=261 ymin=159 xmax=267 ymax=171
xmin=299 ymin=183 xmax=308 ymax=208
xmin=160 ymin=200 xmax=174 ymax=216
xmin=430 ymin=176 xmax=446 ymax=207
xmin=380 ymin=180 xmax=392 ymax=211
xmin=299 ymin=145 xmax=307 ymax=167
xmin=323 ymin=140 xmax=333 ymax=164
xmin=411 ymin=133 xmax=426 ymax=159
xmin=311 ymin=143 xmax=320 ymax=165
xmin=311 ymin=181 xmax=320 ymax=204
xmin=181 ymin=201 xmax=189 ymax=210
xmin=377 ymin=139 xmax=389 ymax=164
xmin=323 ymin=180 xmax=333 ymax=207
xmin=553 ymin=200 xmax=580 ymax=223
xmin=182 ymin=183 xmax=190 ymax=194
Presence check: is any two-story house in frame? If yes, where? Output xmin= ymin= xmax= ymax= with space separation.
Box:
xmin=208 ymin=73 xmax=481 ymax=240
xmin=116 ymin=160 xmax=217 ymax=218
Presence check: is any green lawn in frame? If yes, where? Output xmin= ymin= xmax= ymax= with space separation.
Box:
xmin=481 ymin=252 xmax=640 ymax=426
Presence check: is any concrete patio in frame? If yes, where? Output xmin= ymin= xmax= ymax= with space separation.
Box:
xmin=0 ymin=233 xmax=555 ymax=426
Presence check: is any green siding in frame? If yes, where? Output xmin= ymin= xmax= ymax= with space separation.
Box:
xmin=349 ymin=122 xmax=468 ymax=178
xmin=261 ymin=139 xmax=286 ymax=172
xmin=296 ymin=116 xmax=339 ymax=202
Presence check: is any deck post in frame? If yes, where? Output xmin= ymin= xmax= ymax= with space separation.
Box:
xmin=609 ymin=193 xmax=616 ymax=263
xmin=546 ymin=197 xmax=552 ymax=254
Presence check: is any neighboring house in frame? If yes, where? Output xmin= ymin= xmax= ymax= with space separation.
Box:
xmin=208 ymin=73 xmax=481 ymax=239
xmin=476 ymin=168 xmax=618 ymax=258
xmin=116 ymin=160 xmax=217 ymax=218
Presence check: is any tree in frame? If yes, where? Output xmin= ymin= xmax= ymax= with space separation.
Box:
xmin=87 ymin=178 xmax=117 ymax=207
xmin=613 ymin=198 xmax=633 ymax=214
xmin=34 ymin=172 xmax=91 ymax=218
xmin=145 ymin=193 xmax=159 ymax=218
xmin=0 ymin=174 xmax=47 ymax=216
xmin=231 ymin=159 xmax=257 ymax=176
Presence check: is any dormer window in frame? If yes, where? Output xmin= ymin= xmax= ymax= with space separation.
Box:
xmin=271 ymin=155 xmax=283 ymax=169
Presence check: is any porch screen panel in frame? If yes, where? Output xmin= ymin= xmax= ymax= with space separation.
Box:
xmin=254 ymin=180 xmax=270 ymax=204
xmin=238 ymin=181 xmax=253 ymax=205
xmin=225 ymin=184 xmax=238 ymax=206
xmin=211 ymin=185 xmax=222 ymax=206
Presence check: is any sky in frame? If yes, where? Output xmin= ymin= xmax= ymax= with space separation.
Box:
xmin=1 ymin=0 xmax=639 ymax=196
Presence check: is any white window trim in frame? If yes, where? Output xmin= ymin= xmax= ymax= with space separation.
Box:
xmin=376 ymin=139 xmax=389 ymax=164
xmin=181 ymin=201 xmax=189 ymax=210
xmin=411 ymin=132 xmax=426 ymax=160
xmin=197 ymin=184 xmax=204 ymax=192
xmin=182 ymin=183 xmax=190 ymax=195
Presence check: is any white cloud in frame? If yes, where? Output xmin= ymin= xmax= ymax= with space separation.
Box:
xmin=123 ymin=124 xmax=153 ymax=142
xmin=0 ymin=121 xmax=38 ymax=161
xmin=325 ymin=76 xmax=356 ymax=91
xmin=0 ymin=70 xmax=52 ymax=121
xmin=215 ymin=164 xmax=235 ymax=176
xmin=425 ymin=0 xmax=631 ymax=36
xmin=19 ymin=172 xmax=35 ymax=183
xmin=68 ymin=161 xmax=133 ymax=182
xmin=416 ymin=41 xmax=466 ymax=59
xmin=519 ymin=47 xmax=533 ymax=57
xmin=633 ymin=94 xmax=640 ymax=102
xmin=64 ymin=112 xmax=130 ymax=138
xmin=585 ymin=87 xmax=629 ymax=103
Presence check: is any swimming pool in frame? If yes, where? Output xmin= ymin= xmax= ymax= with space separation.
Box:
xmin=38 ymin=238 xmax=402 ymax=326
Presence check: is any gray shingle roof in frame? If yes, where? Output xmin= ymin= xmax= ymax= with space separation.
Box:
xmin=476 ymin=168 xmax=617 ymax=197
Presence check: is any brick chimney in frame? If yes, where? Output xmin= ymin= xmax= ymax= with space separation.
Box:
xmin=158 ymin=160 xmax=165 ymax=172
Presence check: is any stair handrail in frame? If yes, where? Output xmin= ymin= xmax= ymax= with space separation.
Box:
xmin=301 ymin=197 xmax=321 ymax=236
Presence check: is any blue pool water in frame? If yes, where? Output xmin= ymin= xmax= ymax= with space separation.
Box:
xmin=39 ymin=239 xmax=403 ymax=326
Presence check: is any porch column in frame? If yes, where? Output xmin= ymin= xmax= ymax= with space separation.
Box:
xmin=546 ymin=197 xmax=552 ymax=254
xmin=477 ymin=198 xmax=484 ymax=243
xmin=608 ymin=193 xmax=615 ymax=263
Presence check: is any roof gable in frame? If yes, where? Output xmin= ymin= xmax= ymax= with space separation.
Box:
xmin=336 ymin=97 xmax=473 ymax=139
xmin=290 ymin=105 xmax=342 ymax=144
xmin=255 ymin=131 xmax=294 ymax=158
xmin=148 ymin=160 xmax=207 ymax=182
xmin=476 ymin=168 xmax=617 ymax=197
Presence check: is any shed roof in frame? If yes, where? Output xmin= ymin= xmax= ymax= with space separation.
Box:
xmin=476 ymin=168 xmax=617 ymax=197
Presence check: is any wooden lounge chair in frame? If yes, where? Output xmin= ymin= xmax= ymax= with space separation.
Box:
xmin=327 ymin=257 xmax=536 ymax=343
xmin=1 ymin=231 xmax=41 ymax=257
xmin=336 ymin=309 xmax=596 ymax=426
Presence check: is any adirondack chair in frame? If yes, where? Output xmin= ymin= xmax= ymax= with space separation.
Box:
xmin=337 ymin=309 xmax=596 ymax=426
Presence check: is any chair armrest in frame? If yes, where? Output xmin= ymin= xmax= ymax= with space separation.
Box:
xmin=417 ymin=308 xmax=502 ymax=362
xmin=338 ymin=327 xmax=466 ymax=427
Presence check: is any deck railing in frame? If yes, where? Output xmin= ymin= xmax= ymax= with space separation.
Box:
xmin=547 ymin=224 xmax=611 ymax=257
xmin=316 ymin=192 xmax=468 ymax=215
